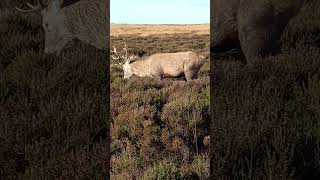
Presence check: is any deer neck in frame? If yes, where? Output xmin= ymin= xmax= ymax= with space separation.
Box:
xmin=62 ymin=8 xmax=76 ymax=37
xmin=130 ymin=60 xmax=150 ymax=77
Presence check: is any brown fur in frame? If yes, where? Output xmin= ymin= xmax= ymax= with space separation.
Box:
xmin=211 ymin=0 xmax=308 ymax=63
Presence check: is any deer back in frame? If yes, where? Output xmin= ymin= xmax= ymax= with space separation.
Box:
xmin=63 ymin=0 xmax=108 ymax=50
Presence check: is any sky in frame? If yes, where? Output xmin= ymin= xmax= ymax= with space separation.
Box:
xmin=111 ymin=0 xmax=209 ymax=24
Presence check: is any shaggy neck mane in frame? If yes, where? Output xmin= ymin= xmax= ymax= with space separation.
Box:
xmin=130 ymin=59 xmax=150 ymax=77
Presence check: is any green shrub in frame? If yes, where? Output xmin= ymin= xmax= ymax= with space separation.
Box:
xmin=180 ymin=154 xmax=210 ymax=179
xmin=142 ymin=161 xmax=183 ymax=180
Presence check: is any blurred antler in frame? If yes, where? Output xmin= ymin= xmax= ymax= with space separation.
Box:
xmin=121 ymin=44 xmax=129 ymax=62
xmin=15 ymin=0 xmax=45 ymax=13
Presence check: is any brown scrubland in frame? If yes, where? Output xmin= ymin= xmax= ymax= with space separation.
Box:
xmin=110 ymin=24 xmax=210 ymax=179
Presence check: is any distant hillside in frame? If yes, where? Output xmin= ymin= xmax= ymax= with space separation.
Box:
xmin=111 ymin=24 xmax=210 ymax=37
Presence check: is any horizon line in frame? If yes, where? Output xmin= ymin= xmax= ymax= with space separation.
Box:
xmin=110 ymin=23 xmax=210 ymax=25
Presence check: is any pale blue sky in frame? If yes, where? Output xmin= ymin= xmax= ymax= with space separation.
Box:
xmin=111 ymin=0 xmax=209 ymax=24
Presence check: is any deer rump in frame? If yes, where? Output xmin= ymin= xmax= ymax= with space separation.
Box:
xmin=131 ymin=52 xmax=205 ymax=81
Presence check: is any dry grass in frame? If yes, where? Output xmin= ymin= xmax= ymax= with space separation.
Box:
xmin=110 ymin=24 xmax=210 ymax=37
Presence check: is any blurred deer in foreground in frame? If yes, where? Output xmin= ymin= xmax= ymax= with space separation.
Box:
xmin=110 ymin=45 xmax=206 ymax=82
xmin=15 ymin=0 xmax=108 ymax=54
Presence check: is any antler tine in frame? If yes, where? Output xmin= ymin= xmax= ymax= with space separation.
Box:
xmin=110 ymin=46 xmax=117 ymax=53
xmin=26 ymin=3 xmax=37 ymax=9
xmin=110 ymin=46 xmax=120 ymax=60
xmin=121 ymin=44 xmax=129 ymax=62
xmin=111 ymin=55 xmax=120 ymax=60
xmin=15 ymin=7 xmax=40 ymax=13
xmin=15 ymin=0 xmax=43 ymax=13
xmin=110 ymin=62 xmax=124 ymax=68
xmin=15 ymin=7 xmax=32 ymax=13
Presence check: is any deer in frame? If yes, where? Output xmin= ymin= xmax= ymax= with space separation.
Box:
xmin=110 ymin=45 xmax=206 ymax=82
xmin=15 ymin=0 xmax=108 ymax=55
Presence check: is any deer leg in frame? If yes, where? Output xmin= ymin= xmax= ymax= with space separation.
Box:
xmin=155 ymin=75 xmax=163 ymax=81
xmin=151 ymin=73 xmax=163 ymax=81
xmin=185 ymin=70 xmax=198 ymax=82
xmin=151 ymin=68 xmax=164 ymax=81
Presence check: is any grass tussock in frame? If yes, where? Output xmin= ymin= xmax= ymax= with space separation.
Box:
xmin=0 ymin=1 xmax=109 ymax=179
xmin=110 ymin=34 xmax=210 ymax=179
xmin=211 ymin=1 xmax=320 ymax=179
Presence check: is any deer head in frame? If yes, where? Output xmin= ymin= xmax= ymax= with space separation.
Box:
xmin=16 ymin=0 xmax=72 ymax=54
xmin=110 ymin=44 xmax=138 ymax=79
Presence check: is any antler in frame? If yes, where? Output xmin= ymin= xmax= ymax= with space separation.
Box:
xmin=121 ymin=44 xmax=129 ymax=62
xmin=15 ymin=0 xmax=45 ymax=13
xmin=110 ymin=47 xmax=123 ymax=68
xmin=110 ymin=44 xmax=136 ymax=63
xmin=110 ymin=47 xmax=120 ymax=60
xmin=129 ymin=55 xmax=135 ymax=61
xmin=110 ymin=63 xmax=123 ymax=68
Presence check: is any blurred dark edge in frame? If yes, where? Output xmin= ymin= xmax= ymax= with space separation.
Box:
xmin=105 ymin=0 xmax=110 ymax=179
xmin=0 ymin=0 xmax=110 ymax=179
xmin=210 ymin=0 xmax=320 ymax=180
